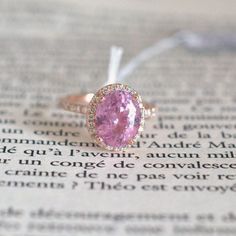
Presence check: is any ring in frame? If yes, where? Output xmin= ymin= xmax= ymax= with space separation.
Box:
xmin=60 ymin=83 xmax=156 ymax=151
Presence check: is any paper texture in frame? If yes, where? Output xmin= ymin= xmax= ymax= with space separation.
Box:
xmin=0 ymin=0 xmax=236 ymax=235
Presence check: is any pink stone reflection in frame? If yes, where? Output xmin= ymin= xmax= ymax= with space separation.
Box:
xmin=95 ymin=90 xmax=142 ymax=148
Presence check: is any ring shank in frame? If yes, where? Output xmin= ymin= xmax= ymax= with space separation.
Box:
xmin=60 ymin=94 xmax=156 ymax=119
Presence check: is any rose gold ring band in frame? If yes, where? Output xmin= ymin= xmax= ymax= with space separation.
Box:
xmin=60 ymin=93 xmax=156 ymax=119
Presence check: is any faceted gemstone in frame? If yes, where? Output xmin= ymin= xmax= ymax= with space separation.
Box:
xmin=94 ymin=90 xmax=142 ymax=148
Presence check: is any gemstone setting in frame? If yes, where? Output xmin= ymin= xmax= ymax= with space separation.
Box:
xmin=86 ymin=83 xmax=145 ymax=151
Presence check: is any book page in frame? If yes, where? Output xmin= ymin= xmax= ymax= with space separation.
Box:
xmin=0 ymin=0 xmax=236 ymax=235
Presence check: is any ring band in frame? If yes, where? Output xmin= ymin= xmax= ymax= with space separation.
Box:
xmin=60 ymin=94 xmax=156 ymax=119
xmin=60 ymin=83 xmax=156 ymax=151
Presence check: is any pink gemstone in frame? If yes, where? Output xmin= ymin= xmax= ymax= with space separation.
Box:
xmin=95 ymin=90 xmax=142 ymax=148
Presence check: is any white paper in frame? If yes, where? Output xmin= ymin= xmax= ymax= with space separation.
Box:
xmin=0 ymin=0 xmax=236 ymax=235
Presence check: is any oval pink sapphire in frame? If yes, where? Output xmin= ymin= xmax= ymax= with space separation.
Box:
xmin=94 ymin=90 xmax=142 ymax=149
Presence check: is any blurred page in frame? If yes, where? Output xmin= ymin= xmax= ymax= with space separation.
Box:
xmin=0 ymin=0 xmax=236 ymax=235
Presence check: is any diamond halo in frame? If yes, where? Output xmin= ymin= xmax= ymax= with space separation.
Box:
xmin=86 ymin=83 xmax=145 ymax=151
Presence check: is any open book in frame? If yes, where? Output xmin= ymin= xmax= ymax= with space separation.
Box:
xmin=0 ymin=0 xmax=236 ymax=235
